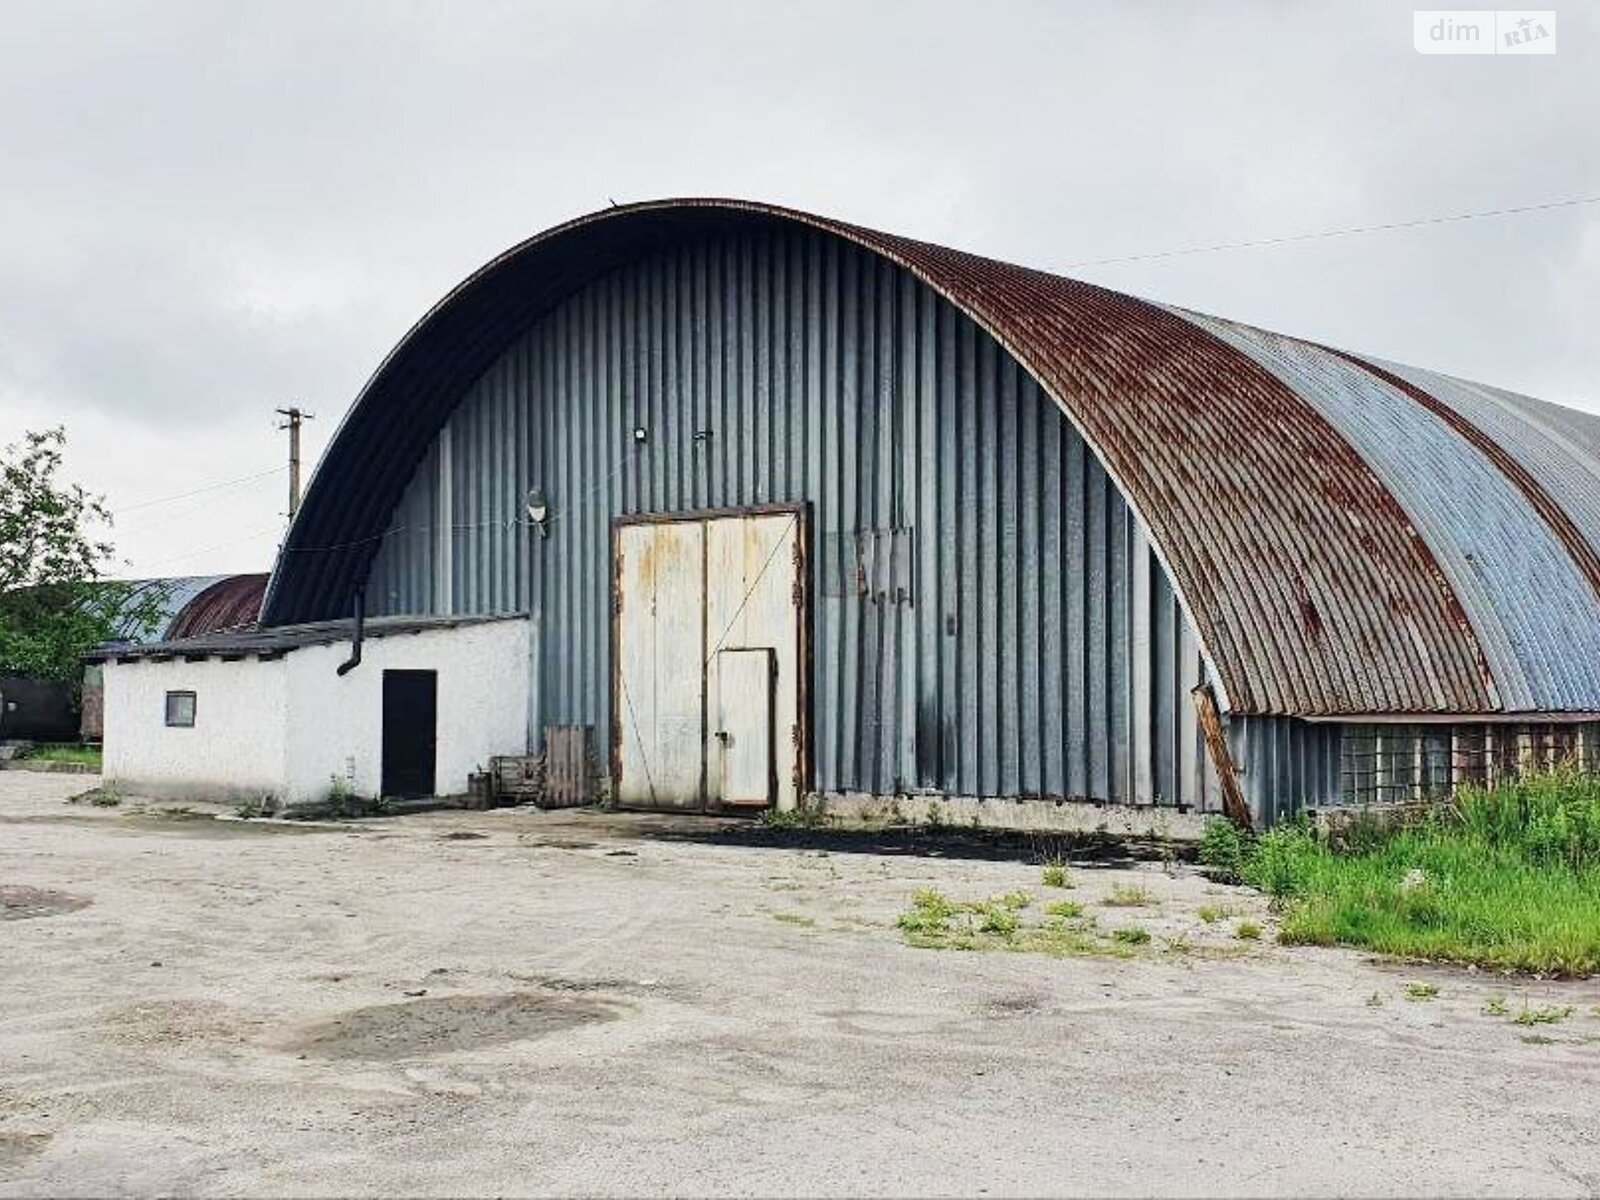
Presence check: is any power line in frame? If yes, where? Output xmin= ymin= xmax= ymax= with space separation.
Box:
xmin=1061 ymin=193 xmax=1600 ymax=271
xmin=113 ymin=465 xmax=287 ymax=517
xmin=134 ymin=524 xmax=283 ymax=572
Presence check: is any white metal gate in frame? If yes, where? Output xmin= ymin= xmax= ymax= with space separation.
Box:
xmin=613 ymin=509 xmax=804 ymax=811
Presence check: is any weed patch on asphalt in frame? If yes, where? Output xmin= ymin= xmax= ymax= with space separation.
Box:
xmin=1103 ymin=883 xmax=1156 ymax=907
xmin=1512 ymin=1003 xmax=1573 ymax=1026
xmin=895 ymin=888 xmax=1216 ymax=961
xmin=1041 ymin=861 xmax=1074 ymax=889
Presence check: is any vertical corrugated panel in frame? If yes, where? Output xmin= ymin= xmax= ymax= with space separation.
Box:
xmin=365 ymin=228 xmax=1217 ymax=808
xmin=1231 ymin=716 xmax=1344 ymax=825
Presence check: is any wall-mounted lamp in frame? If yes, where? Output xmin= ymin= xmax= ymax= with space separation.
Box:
xmin=692 ymin=429 xmax=715 ymax=443
xmin=527 ymin=488 xmax=551 ymax=538
xmin=632 ymin=426 xmax=649 ymax=444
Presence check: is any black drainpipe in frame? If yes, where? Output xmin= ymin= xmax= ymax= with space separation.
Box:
xmin=336 ymin=586 xmax=365 ymax=676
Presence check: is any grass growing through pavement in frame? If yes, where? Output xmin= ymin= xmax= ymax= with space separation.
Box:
xmin=1200 ymin=770 xmax=1600 ymax=976
xmin=1043 ymin=899 xmax=1085 ymax=920
xmin=1511 ymin=1003 xmax=1573 ymax=1026
xmin=895 ymin=888 xmax=1211 ymax=960
xmin=1041 ymin=860 xmax=1074 ymax=889
xmin=1102 ymin=883 xmax=1156 ymax=907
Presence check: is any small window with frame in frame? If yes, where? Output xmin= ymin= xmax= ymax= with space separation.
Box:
xmin=164 ymin=690 xmax=197 ymax=728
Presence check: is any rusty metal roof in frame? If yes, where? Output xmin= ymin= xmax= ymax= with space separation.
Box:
xmin=262 ymin=198 xmax=1600 ymax=716
xmin=165 ymin=573 xmax=268 ymax=640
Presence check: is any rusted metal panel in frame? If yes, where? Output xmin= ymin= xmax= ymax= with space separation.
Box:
xmin=166 ymin=574 xmax=268 ymax=640
xmin=855 ymin=233 xmax=1492 ymax=718
xmin=1182 ymin=312 xmax=1600 ymax=713
xmin=613 ymin=520 xmax=704 ymax=808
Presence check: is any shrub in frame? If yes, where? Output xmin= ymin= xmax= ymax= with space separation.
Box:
xmin=1198 ymin=818 xmax=1250 ymax=882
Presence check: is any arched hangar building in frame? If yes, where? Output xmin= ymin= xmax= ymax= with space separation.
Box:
xmin=99 ymin=200 xmax=1600 ymax=826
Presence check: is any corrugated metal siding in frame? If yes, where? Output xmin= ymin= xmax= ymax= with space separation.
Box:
xmin=166 ymin=573 xmax=268 ymax=639
xmin=366 ymin=228 xmax=1220 ymax=808
xmin=1182 ymin=312 xmax=1600 ymax=713
xmin=270 ymin=200 xmax=1517 ymax=719
xmin=834 ymin=219 xmax=1494 ymax=717
xmin=1228 ymin=717 xmax=1343 ymax=827
xmin=1371 ymin=361 xmax=1600 ymax=573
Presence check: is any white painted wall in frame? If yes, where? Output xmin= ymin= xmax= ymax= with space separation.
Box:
xmin=100 ymin=618 xmax=530 ymax=806
xmin=102 ymin=656 xmax=289 ymax=802
xmin=282 ymin=619 xmax=529 ymax=803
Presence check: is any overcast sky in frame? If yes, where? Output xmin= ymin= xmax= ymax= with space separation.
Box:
xmin=2 ymin=0 xmax=1596 ymax=578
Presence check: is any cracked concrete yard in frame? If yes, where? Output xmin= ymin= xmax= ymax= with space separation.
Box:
xmin=2 ymin=771 xmax=1598 ymax=1197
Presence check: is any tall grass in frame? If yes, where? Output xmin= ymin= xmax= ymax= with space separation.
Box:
xmin=20 ymin=743 xmax=102 ymax=767
xmin=1204 ymin=771 xmax=1600 ymax=976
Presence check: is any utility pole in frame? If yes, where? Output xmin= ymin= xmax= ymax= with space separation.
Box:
xmin=276 ymin=406 xmax=314 ymax=519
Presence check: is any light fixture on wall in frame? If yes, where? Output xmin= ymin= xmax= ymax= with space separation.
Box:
xmin=632 ymin=426 xmax=649 ymax=444
xmin=527 ymin=488 xmax=551 ymax=538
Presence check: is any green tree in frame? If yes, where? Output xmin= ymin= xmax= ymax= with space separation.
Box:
xmin=0 ymin=427 xmax=162 ymax=685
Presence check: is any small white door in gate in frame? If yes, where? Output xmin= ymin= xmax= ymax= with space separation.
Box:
xmin=713 ymin=648 xmax=775 ymax=807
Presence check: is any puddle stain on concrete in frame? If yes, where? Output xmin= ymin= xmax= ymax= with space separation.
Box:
xmin=0 ymin=886 xmax=91 ymax=920
xmin=289 ymin=992 xmax=624 ymax=1060
xmin=0 ymin=1132 xmax=53 ymax=1169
